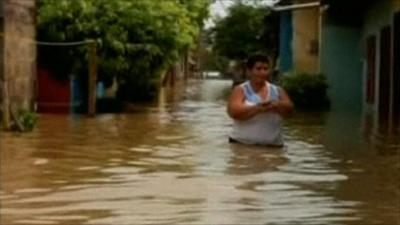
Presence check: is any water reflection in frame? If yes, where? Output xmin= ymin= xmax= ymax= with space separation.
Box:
xmin=226 ymin=143 xmax=287 ymax=175
xmin=1 ymin=79 xmax=399 ymax=225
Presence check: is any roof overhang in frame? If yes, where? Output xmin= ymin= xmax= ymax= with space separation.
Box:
xmin=272 ymin=1 xmax=321 ymax=11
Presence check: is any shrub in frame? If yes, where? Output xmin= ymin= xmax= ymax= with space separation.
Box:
xmin=10 ymin=110 xmax=38 ymax=132
xmin=280 ymin=72 xmax=330 ymax=110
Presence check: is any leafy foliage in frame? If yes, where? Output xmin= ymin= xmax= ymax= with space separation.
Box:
xmin=20 ymin=111 xmax=38 ymax=132
xmin=281 ymin=72 xmax=330 ymax=110
xmin=201 ymin=48 xmax=230 ymax=73
xmin=210 ymin=3 xmax=279 ymax=61
xmin=37 ymin=0 xmax=211 ymax=102
xmin=10 ymin=110 xmax=38 ymax=132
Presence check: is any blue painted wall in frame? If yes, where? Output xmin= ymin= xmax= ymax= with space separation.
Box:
xmin=321 ymin=19 xmax=363 ymax=112
xmin=361 ymin=0 xmax=393 ymax=129
xmin=71 ymin=75 xmax=85 ymax=113
xmin=278 ymin=11 xmax=293 ymax=74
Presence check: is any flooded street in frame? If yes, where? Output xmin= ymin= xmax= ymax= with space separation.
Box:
xmin=1 ymin=79 xmax=399 ymax=225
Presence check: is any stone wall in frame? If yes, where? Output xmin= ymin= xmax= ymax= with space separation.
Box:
xmin=1 ymin=0 xmax=36 ymax=128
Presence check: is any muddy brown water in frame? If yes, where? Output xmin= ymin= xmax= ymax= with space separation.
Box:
xmin=1 ymin=79 xmax=399 ymax=225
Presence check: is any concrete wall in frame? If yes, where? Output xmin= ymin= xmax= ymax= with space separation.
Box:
xmin=293 ymin=7 xmax=320 ymax=74
xmin=2 ymin=0 xmax=36 ymax=118
xmin=320 ymin=0 xmax=399 ymax=136
xmin=361 ymin=0 xmax=397 ymax=132
xmin=321 ymin=17 xmax=363 ymax=112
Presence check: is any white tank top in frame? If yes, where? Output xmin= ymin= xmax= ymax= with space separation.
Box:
xmin=230 ymin=81 xmax=283 ymax=146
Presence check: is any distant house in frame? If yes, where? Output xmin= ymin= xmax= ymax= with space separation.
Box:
xmin=275 ymin=0 xmax=320 ymax=75
xmin=204 ymin=71 xmax=221 ymax=79
xmin=275 ymin=0 xmax=400 ymax=133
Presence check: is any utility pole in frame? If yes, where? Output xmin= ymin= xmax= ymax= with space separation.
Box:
xmin=88 ymin=40 xmax=97 ymax=117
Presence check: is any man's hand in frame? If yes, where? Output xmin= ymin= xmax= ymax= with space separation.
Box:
xmin=259 ymin=100 xmax=272 ymax=106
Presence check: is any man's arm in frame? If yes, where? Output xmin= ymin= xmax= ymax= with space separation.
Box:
xmin=264 ymin=87 xmax=294 ymax=117
xmin=227 ymin=86 xmax=266 ymax=121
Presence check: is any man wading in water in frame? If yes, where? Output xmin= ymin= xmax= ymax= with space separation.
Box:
xmin=227 ymin=53 xmax=294 ymax=147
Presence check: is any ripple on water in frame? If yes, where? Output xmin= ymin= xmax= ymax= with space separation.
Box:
xmin=1 ymin=80 xmax=398 ymax=225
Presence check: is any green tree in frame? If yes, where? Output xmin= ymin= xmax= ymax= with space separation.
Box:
xmin=210 ymin=3 xmax=279 ymax=61
xmin=37 ymin=0 xmax=211 ymax=102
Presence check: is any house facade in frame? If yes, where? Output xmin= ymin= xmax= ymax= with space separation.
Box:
xmin=321 ymin=0 xmax=399 ymax=134
xmin=276 ymin=0 xmax=320 ymax=74
xmin=276 ymin=0 xmax=400 ymax=135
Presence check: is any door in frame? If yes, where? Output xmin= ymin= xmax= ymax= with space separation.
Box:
xmin=378 ymin=26 xmax=391 ymax=131
xmin=366 ymin=35 xmax=376 ymax=104
xmin=393 ymin=12 xmax=400 ymax=130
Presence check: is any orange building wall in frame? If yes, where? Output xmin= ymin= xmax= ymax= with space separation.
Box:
xmin=292 ymin=7 xmax=320 ymax=74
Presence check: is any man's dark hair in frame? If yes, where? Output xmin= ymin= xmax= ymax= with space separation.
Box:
xmin=246 ymin=53 xmax=269 ymax=69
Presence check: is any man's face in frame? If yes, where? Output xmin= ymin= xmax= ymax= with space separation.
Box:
xmin=250 ymin=61 xmax=269 ymax=82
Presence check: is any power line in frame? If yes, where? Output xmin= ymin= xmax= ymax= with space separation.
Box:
xmin=0 ymin=32 xmax=94 ymax=46
xmin=35 ymin=40 xmax=94 ymax=46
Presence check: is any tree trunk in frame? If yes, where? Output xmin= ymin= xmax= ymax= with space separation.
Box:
xmin=1 ymin=0 xmax=36 ymax=130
